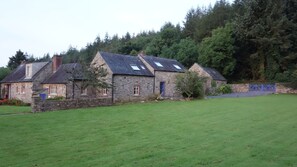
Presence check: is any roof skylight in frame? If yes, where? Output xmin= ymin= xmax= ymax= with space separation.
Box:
xmin=140 ymin=65 xmax=146 ymax=69
xmin=130 ymin=65 xmax=140 ymax=71
xmin=154 ymin=62 xmax=163 ymax=67
xmin=173 ymin=64 xmax=181 ymax=70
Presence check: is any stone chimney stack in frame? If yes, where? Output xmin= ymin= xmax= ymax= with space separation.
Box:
xmin=52 ymin=55 xmax=62 ymax=73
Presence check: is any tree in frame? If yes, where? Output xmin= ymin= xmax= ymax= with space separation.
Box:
xmin=198 ymin=23 xmax=236 ymax=77
xmin=161 ymin=38 xmax=199 ymax=68
xmin=66 ymin=62 xmax=111 ymax=98
xmin=7 ymin=50 xmax=28 ymax=70
xmin=0 ymin=67 xmax=11 ymax=81
xmin=175 ymin=71 xmax=204 ymax=98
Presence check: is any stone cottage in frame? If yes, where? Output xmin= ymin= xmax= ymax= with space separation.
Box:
xmin=42 ymin=61 xmax=92 ymax=99
xmin=0 ymin=61 xmax=52 ymax=103
xmin=189 ymin=63 xmax=227 ymax=92
xmin=138 ymin=54 xmax=186 ymax=98
xmin=91 ymin=52 xmax=155 ymax=103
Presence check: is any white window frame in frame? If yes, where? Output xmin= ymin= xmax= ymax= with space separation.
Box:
xmin=49 ymin=85 xmax=57 ymax=95
xmin=134 ymin=85 xmax=140 ymax=96
xmin=102 ymin=88 xmax=107 ymax=96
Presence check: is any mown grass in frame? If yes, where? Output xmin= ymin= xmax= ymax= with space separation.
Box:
xmin=0 ymin=94 xmax=297 ymax=167
xmin=0 ymin=105 xmax=31 ymax=115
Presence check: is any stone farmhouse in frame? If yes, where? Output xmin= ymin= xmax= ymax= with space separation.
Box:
xmin=189 ymin=63 xmax=227 ymax=92
xmin=91 ymin=52 xmax=186 ymax=102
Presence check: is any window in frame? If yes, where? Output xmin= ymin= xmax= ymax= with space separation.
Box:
xmin=26 ymin=66 xmax=30 ymax=77
xmin=134 ymin=85 xmax=140 ymax=96
xmin=16 ymin=86 xmax=19 ymax=94
xmin=21 ymin=84 xmax=25 ymax=94
xmin=81 ymin=87 xmax=87 ymax=95
xmin=140 ymin=65 xmax=146 ymax=69
xmin=154 ymin=62 xmax=163 ymax=67
xmin=173 ymin=64 xmax=181 ymax=70
xmin=102 ymin=88 xmax=107 ymax=96
xmin=130 ymin=65 xmax=140 ymax=71
xmin=49 ymin=85 xmax=57 ymax=95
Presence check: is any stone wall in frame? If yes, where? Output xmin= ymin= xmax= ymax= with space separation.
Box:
xmin=113 ymin=75 xmax=154 ymax=102
xmin=31 ymin=97 xmax=112 ymax=112
xmin=275 ymin=83 xmax=297 ymax=94
xmin=154 ymin=71 xmax=182 ymax=98
xmin=230 ymin=84 xmax=250 ymax=93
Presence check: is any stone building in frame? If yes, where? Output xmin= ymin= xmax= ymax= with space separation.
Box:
xmin=42 ymin=60 xmax=92 ymax=99
xmin=138 ymin=54 xmax=186 ymax=98
xmin=0 ymin=61 xmax=52 ymax=103
xmin=189 ymin=63 xmax=227 ymax=92
xmin=91 ymin=52 xmax=155 ymax=103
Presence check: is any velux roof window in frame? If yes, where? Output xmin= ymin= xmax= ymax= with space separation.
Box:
xmin=130 ymin=65 xmax=140 ymax=71
xmin=154 ymin=62 xmax=163 ymax=67
xmin=173 ymin=64 xmax=181 ymax=70
xmin=140 ymin=65 xmax=146 ymax=69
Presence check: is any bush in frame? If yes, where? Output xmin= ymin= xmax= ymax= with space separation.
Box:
xmin=217 ymin=84 xmax=232 ymax=94
xmin=175 ymin=71 xmax=204 ymax=99
xmin=2 ymin=98 xmax=30 ymax=106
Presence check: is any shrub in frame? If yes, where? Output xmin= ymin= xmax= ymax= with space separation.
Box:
xmin=175 ymin=71 xmax=204 ymax=99
xmin=217 ymin=84 xmax=232 ymax=94
xmin=2 ymin=98 xmax=30 ymax=106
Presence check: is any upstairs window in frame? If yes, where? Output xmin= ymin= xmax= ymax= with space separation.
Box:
xmin=134 ymin=85 xmax=140 ymax=96
xmin=26 ymin=66 xmax=30 ymax=77
xmin=130 ymin=65 xmax=140 ymax=71
xmin=154 ymin=62 xmax=163 ymax=67
xmin=173 ymin=64 xmax=181 ymax=70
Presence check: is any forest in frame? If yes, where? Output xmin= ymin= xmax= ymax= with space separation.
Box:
xmin=3 ymin=0 xmax=297 ymax=83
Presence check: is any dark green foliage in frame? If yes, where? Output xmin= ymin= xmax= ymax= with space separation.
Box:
xmin=7 ymin=50 xmax=28 ymax=70
xmin=175 ymin=71 xmax=204 ymax=98
xmin=199 ymin=23 xmax=236 ymax=77
xmin=0 ymin=67 xmax=11 ymax=81
xmin=217 ymin=84 xmax=232 ymax=94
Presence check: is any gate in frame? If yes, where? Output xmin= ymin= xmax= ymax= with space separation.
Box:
xmin=249 ymin=83 xmax=276 ymax=92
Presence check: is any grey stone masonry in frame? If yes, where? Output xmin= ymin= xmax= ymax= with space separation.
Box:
xmin=32 ymin=97 xmax=112 ymax=112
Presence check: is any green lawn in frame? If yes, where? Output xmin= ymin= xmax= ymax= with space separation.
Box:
xmin=0 ymin=94 xmax=297 ymax=167
xmin=0 ymin=105 xmax=31 ymax=115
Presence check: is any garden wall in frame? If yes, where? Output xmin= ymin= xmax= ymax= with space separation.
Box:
xmin=32 ymin=97 xmax=112 ymax=112
xmin=230 ymin=83 xmax=297 ymax=94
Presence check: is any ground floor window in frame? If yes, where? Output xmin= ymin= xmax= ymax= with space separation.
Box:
xmin=21 ymin=84 xmax=25 ymax=94
xmin=81 ymin=87 xmax=87 ymax=95
xmin=49 ymin=85 xmax=57 ymax=95
xmin=134 ymin=85 xmax=140 ymax=96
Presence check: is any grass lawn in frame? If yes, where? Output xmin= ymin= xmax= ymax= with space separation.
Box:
xmin=0 ymin=94 xmax=297 ymax=167
xmin=0 ymin=105 xmax=31 ymax=115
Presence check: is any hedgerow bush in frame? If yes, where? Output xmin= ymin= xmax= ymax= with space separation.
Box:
xmin=217 ymin=84 xmax=232 ymax=94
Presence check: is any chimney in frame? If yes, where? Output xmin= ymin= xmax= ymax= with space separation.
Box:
xmin=52 ymin=55 xmax=62 ymax=73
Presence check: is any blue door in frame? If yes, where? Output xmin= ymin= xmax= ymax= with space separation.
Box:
xmin=160 ymin=82 xmax=165 ymax=96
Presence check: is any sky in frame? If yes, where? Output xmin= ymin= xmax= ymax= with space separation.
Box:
xmin=0 ymin=0 xmax=233 ymax=67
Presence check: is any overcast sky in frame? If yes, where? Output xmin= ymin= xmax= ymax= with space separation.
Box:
xmin=0 ymin=0 xmax=233 ymax=67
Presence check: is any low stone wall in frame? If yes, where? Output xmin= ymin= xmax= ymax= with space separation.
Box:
xmin=32 ymin=97 xmax=112 ymax=112
xmin=275 ymin=83 xmax=297 ymax=94
xmin=230 ymin=84 xmax=249 ymax=93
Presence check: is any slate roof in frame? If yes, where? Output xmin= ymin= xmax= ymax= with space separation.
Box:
xmin=140 ymin=55 xmax=185 ymax=73
xmin=42 ymin=63 xmax=84 ymax=84
xmin=203 ymin=67 xmax=226 ymax=81
xmin=0 ymin=62 xmax=49 ymax=83
xmin=100 ymin=52 xmax=154 ymax=77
